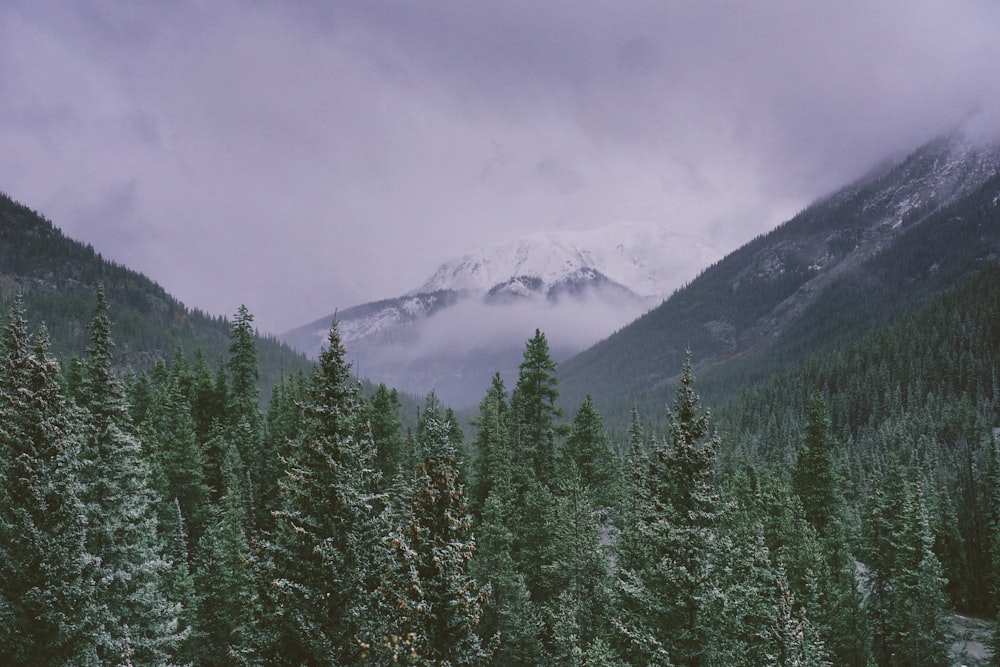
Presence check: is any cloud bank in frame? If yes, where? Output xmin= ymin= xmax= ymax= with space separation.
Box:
xmin=2 ymin=1 xmax=999 ymax=332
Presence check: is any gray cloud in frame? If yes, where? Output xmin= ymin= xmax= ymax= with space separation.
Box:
xmin=2 ymin=0 xmax=999 ymax=332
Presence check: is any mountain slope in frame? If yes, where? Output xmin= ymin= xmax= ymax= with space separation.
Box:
xmin=0 ymin=192 xmax=311 ymax=399
xmin=282 ymin=221 xmax=720 ymax=406
xmin=557 ymin=135 xmax=1000 ymax=421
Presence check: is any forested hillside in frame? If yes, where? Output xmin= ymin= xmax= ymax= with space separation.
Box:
xmin=0 ymin=192 xmax=311 ymax=398
xmin=2 ymin=278 xmax=996 ymax=664
xmin=1 ymin=137 xmax=998 ymax=665
xmin=559 ymin=137 xmax=1000 ymax=424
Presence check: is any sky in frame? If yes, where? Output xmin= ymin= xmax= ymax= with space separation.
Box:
xmin=2 ymin=1 xmax=999 ymax=334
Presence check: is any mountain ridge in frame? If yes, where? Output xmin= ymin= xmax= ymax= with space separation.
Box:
xmin=280 ymin=220 xmax=720 ymax=405
xmin=556 ymin=134 xmax=1000 ymax=421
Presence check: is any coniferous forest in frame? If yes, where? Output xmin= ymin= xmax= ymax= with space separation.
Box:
xmin=1 ymin=265 xmax=998 ymax=665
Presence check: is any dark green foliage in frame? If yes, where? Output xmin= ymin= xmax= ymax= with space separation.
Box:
xmin=562 ymin=395 xmax=618 ymax=506
xmin=404 ymin=396 xmax=488 ymax=665
xmin=615 ymin=354 xmax=719 ymax=667
xmin=545 ymin=470 xmax=615 ymax=664
xmin=511 ymin=329 xmax=562 ymax=486
xmin=0 ymin=305 xmax=95 ymax=665
xmin=469 ymin=373 xmax=511 ymax=518
xmin=367 ymin=383 xmax=408 ymax=479
xmin=793 ymin=393 xmax=843 ymax=537
xmin=0 ymin=193 xmax=310 ymax=402
xmin=256 ymin=322 xmax=390 ymax=664
xmin=863 ymin=463 xmax=953 ymax=666
xmin=193 ymin=452 xmax=256 ymax=667
xmin=76 ymin=291 xmax=184 ymax=665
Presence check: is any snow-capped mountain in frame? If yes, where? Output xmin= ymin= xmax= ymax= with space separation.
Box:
xmin=281 ymin=221 xmax=722 ymax=405
xmin=414 ymin=221 xmax=720 ymax=302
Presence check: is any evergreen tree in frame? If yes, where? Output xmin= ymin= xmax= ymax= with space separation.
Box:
xmin=615 ymin=353 xmax=719 ymax=667
xmin=511 ymin=329 xmax=561 ymax=487
xmin=164 ymin=500 xmax=199 ymax=666
xmin=562 ymin=395 xmax=617 ymax=506
xmin=793 ymin=393 xmax=843 ymax=538
xmin=256 ymin=322 xmax=389 ymax=664
xmin=863 ymin=464 xmax=953 ymax=666
xmin=0 ymin=305 xmax=96 ymax=665
xmin=226 ymin=305 xmax=267 ymax=525
xmin=76 ymin=289 xmax=183 ymax=666
xmin=367 ymin=383 xmax=407 ymax=479
xmin=148 ymin=378 xmax=210 ymax=546
xmin=469 ymin=373 xmax=511 ymax=519
xmin=545 ymin=469 xmax=615 ymax=665
xmin=471 ymin=493 xmax=544 ymax=666
xmin=194 ymin=440 xmax=256 ymax=667
xmin=405 ymin=396 xmax=489 ymax=665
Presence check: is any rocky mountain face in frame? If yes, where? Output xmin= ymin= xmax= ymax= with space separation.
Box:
xmin=280 ymin=221 xmax=721 ymax=406
xmin=557 ymin=134 xmax=1000 ymax=416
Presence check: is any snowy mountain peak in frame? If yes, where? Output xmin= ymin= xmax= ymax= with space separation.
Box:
xmin=411 ymin=220 xmax=721 ymax=300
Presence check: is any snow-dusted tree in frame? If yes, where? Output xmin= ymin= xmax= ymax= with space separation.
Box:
xmin=863 ymin=463 xmax=952 ymax=666
xmin=545 ymin=468 xmax=616 ymax=665
xmin=615 ymin=353 xmax=719 ymax=667
xmin=402 ymin=396 xmax=489 ymax=664
xmin=256 ymin=322 xmax=389 ymax=664
xmin=0 ymin=304 xmax=96 ymax=665
xmin=76 ymin=289 xmax=184 ymax=665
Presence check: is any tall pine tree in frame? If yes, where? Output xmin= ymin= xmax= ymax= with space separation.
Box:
xmin=0 ymin=304 xmax=96 ymax=665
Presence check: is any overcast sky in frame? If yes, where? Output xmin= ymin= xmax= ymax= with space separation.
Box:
xmin=2 ymin=1 xmax=999 ymax=334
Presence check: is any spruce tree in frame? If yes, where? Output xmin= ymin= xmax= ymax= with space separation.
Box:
xmin=469 ymin=373 xmax=511 ymax=518
xmin=194 ymin=440 xmax=256 ymax=667
xmin=367 ymin=383 xmax=407 ymax=479
xmin=793 ymin=393 xmax=843 ymax=538
xmin=615 ymin=353 xmax=719 ymax=667
xmin=0 ymin=306 xmax=96 ymax=665
xmin=511 ymin=329 xmax=561 ymax=487
xmin=545 ymin=468 xmax=615 ymax=664
xmin=562 ymin=395 xmax=617 ymax=507
xmin=405 ymin=396 xmax=488 ymax=665
xmin=257 ymin=322 xmax=389 ymax=664
xmin=76 ymin=289 xmax=183 ymax=666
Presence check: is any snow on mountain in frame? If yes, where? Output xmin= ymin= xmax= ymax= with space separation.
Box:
xmin=412 ymin=221 xmax=721 ymax=301
xmin=281 ymin=220 xmax=723 ymax=405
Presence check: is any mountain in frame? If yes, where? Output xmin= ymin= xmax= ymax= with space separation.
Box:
xmin=281 ymin=221 xmax=721 ymax=406
xmin=0 ymin=192 xmax=311 ymax=400
xmin=556 ymin=134 xmax=1000 ymax=422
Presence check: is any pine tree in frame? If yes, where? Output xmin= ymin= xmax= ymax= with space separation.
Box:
xmin=76 ymin=289 xmax=183 ymax=666
xmin=511 ymin=329 xmax=561 ymax=487
xmin=367 ymin=383 xmax=407 ymax=479
xmin=194 ymin=440 xmax=256 ymax=667
xmin=164 ymin=500 xmax=199 ymax=666
xmin=147 ymin=378 xmax=210 ymax=546
xmin=471 ymin=493 xmax=544 ymax=666
xmin=470 ymin=373 xmax=511 ymax=519
xmin=0 ymin=305 xmax=96 ymax=665
xmin=562 ymin=395 xmax=617 ymax=506
xmin=405 ymin=396 xmax=489 ymax=665
xmin=256 ymin=322 xmax=389 ymax=664
xmin=226 ymin=305 xmax=267 ymax=526
xmin=793 ymin=393 xmax=843 ymax=538
xmin=890 ymin=481 xmax=953 ymax=666
xmin=863 ymin=464 xmax=953 ymax=666
xmin=615 ymin=353 xmax=719 ymax=667
xmin=545 ymin=468 xmax=615 ymax=664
